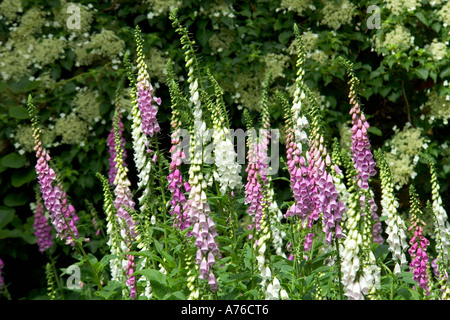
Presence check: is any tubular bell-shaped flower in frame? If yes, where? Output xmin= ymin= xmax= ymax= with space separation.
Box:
xmin=28 ymin=95 xmax=79 ymax=245
xmin=375 ymin=150 xmax=409 ymax=274
xmin=32 ymin=190 xmax=53 ymax=253
xmin=408 ymin=185 xmax=430 ymax=296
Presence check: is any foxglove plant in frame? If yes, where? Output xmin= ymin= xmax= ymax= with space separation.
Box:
xmin=303 ymin=86 xmax=345 ymax=246
xmin=97 ymin=173 xmax=123 ymax=280
xmin=244 ymin=109 xmax=265 ymax=233
xmin=171 ymin=9 xmax=220 ymax=294
xmin=208 ymin=73 xmax=242 ymax=195
xmin=167 ymin=60 xmax=191 ymax=231
xmin=106 ymin=105 xmax=128 ymax=185
xmin=408 ymin=185 xmax=431 ymax=296
xmin=28 ymin=96 xmax=79 ymax=245
xmin=428 ymin=201 xmax=450 ymax=299
xmin=135 ymin=26 xmax=161 ymax=140
xmin=259 ymin=77 xmax=286 ymax=257
xmin=278 ymin=91 xmax=317 ymax=255
xmin=108 ymin=108 xmax=138 ymax=299
xmin=340 ymin=58 xmax=382 ymax=245
xmin=124 ymin=52 xmax=152 ymax=213
xmin=375 ymin=150 xmax=408 ymax=274
xmin=340 ymin=150 xmax=380 ymax=300
xmin=32 ymin=190 xmax=53 ymax=253
xmin=428 ymin=157 xmax=450 ymax=262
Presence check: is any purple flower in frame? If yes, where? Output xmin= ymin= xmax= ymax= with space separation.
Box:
xmin=33 ymin=194 xmax=53 ymax=253
xmin=34 ymin=135 xmax=78 ymax=244
xmin=349 ymin=95 xmax=383 ymax=244
xmin=167 ymin=129 xmax=191 ymax=230
xmin=126 ymin=250 xmax=136 ymax=300
xmin=136 ymin=79 xmax=161 ymax=138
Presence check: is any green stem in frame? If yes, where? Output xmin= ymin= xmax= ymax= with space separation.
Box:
xmin=334 ymin=236 xmax=344 ymax=300
xmin=155 ymin=140 xmax=168 ymax=250
xmin=48 ymin=253 xmax=65 ymax=299
xmin=75 ymin=242 xmax=103 ymax=291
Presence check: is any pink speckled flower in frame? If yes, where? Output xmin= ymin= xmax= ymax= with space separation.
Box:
xmin=408 ymin=186 xmax=430 ymax=295
xmin=348 ymin=78 xmax=382 ymax=244
xmin=33 ymin=128 xmax=78 ymax=244
xmin=33 ymin=194 xmax=53 ymax=253
xmin=245 ymin=132 xmax=265 ymax=232
xmin=168 ymin=127 xmax=191 ymax=231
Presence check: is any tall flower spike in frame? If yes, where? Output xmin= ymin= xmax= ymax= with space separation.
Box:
xmin=135 ymin=26 xmax=161 ymax=139
xmin=112 ymin=108 xmax=138 ymax=241
xmin=280 ymin=28 xmax=321 ymax=254
xmin=110 ymin=107 xmax=138 ymax=299
xmin=97 ymin=173 xmax=128 ymax=289
xmin=408 ymin=185 xmax=430 ymax=296
xmin=375 ymin=150 xmax=408 ymax=274
xmin=28 ymin=95 xmax=79 ymax=245
xmin=124 ymin=52 xmax=152 ymax=212
xmin=303 ymin=85 xmax=345 ymax=245
xmin=340 ymin=57 xmax=382 ymax=245
xmin=167 ymin=59 xmax=191 ymax=231
xmin=428 ymin=200 xmax=450 ymax=299
xmin=244 ymin=109 xmax=265 ymax=233
xmin=427 ymin=156 xmax=450 ymax=262
xmin=208 ymin=71 xmax=242 ymax=194
xmin=339 ymin=150 xmax=367 ymax=300
xmin=260 ymin=77 xmax=286 ymax=257
xmin=32 ymin=189 xmax=53 ymax=253
xmin=107 ymin=83 xmax=128 ymax=185
xmin=171 ymin=8 xmax=220 ymax=293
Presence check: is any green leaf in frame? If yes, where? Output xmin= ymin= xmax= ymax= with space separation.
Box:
xmin=133 ymin=269 xmax=168 ymax=299
xmin=97 ymin=254 xmax=119 ymax=273
xmin=374 ymin=244 xmax=390 ymax=262
xmin=0 ymin=207 xmax=15 ymax=229
xmin=431 ymin=22 xmax=441 ymax=33
xmin=440 ymin=67 xmax=450 ymax=79
xmin=1 ymin=152 xmax=26 ymax=168
xmin=398 ymin=272 xmax=418 ymax=286
xmin=11 ymin=167 xmax=36 ymax=187
xmin=9 ymin=106 xmax=29 ymax=119
xmin=415 ymin=68 xmax=429 ymax=80
xmin=414 ymin=12 xmax=429 ymax=26
xmin=4 ymin=192 xmax=30 ymax=207
xmin=154 ymin=239 xmax=176 ymax=269
xmin=0 ymin=229 xmax=23 ymax=239
xmin=127 ymin=250 xmax=163 ymax=264
xmin=368 ymin=126 xmax=382 ymax=136
xmin=397 ymin=287 xmax=421 ymax=300
xmin=163 ymin=290 xmax=186 ymax=300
